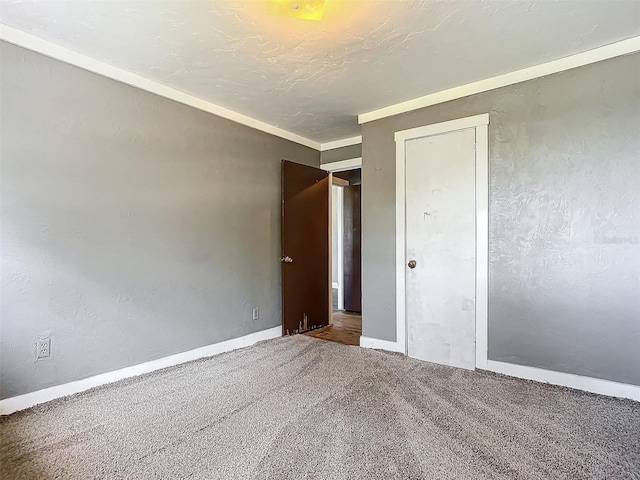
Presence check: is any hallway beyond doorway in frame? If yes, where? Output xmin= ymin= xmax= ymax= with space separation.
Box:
xmin=304 ymin=311 xmax=361 ymax=346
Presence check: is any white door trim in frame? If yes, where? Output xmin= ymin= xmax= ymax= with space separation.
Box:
xmin=320 ymin=157 xmax=362 ymax=172
xmin=394 ymin=113 xmax=490 ymax=367
xmin=324 ymin=158 xmax=361 ymax=311
xmin=335 ymin=185 xmax=345 ymax=310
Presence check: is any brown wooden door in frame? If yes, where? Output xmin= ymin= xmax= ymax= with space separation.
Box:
xmin=281 ymin=160 xmax=330 ymax=335
xmin=343 ymin=185 xmax=362 ymax=312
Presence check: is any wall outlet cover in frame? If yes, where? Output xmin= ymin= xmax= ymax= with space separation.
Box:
xmin=36 ymin=338 xmax=51 ymax=359
xmin=252 ymin=308 xmax=259 ymax=321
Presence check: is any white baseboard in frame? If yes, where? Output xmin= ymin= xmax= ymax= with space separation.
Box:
xmin=359 ymin=336 xmax=405 ymax=353
xmin=358 ymin=339 xmax=639 ymax=401
xmin=486 ymin=360 xmax=640 ymax=402
xmin=0 ymin=326 xmax=281 ymax=415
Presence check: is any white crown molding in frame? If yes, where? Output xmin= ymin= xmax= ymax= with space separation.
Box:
xmin=359 ymin=36 xmax=640 ymax=124
xmin=0 ymin=25 xmax=322 ymax=151
xmin=320 ymin=135 xmax=362 ymax=151
xmin=0 ymin=326 xmax=281 ymax=415
xmin=486 ymin=360 xmax=640 ymax=402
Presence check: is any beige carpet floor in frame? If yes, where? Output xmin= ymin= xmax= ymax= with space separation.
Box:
xmin=1 ymin=335 xmax=639 ymax=479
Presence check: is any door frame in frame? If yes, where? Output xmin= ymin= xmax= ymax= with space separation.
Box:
xmin=394 ymin=114 xmax=489 ymax=369
xmin=321 ymin=157 xmax=363 ymax=315
xmin=332 ymin=183 xmax=344 ymax=310
xmin=321 ymin=157 xmax=362 ymax=173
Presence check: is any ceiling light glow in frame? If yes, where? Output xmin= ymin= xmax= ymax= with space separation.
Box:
xmin=267 ymin=0 xmax=326 ymax=21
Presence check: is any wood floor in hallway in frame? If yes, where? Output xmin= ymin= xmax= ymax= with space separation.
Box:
xmin=304 ymin=311 xmax=361 ymax=346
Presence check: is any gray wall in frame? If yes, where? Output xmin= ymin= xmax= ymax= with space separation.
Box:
xmin=320 ymin=143 xmax=362 ymax=165
xmin=362 ymin=53 xmax=640 ymax=386
xmin=0 ymin=42 xmax=319 ymax=399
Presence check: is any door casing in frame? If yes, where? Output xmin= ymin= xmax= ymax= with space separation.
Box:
xmin=321 ymin=158 xmax=363 ymax=315
xmin=394 ymin=114 xmax=489 ymax=369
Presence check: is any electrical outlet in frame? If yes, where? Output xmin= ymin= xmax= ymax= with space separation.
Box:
xmin=252 ymin=308 xmax=259 ymax=321
xmin=36 ymin=337 xmax=51 ymax=359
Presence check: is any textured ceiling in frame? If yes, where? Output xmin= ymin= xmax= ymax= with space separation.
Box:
xmin=1 ymin=0 xmax=639 ymax=143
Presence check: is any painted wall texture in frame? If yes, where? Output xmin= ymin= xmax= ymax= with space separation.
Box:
xmin=362 ymin=53 xmax=640 ymax=386
xmin=0 ymin=42 xmax=319 ymax=399
xmin=320 ymin=143 xmax=362 ymax=165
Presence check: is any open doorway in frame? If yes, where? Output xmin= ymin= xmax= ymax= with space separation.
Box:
xmin=305 ymin=162 xmax=362 ymax=346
